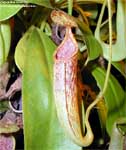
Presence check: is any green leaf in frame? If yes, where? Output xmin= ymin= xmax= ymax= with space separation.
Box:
xmin=92 ymin=67 xmax=126 ymax=135
xmin=0 ymin=20 xmax=11 ymax=66
xmin=0 ymin=4 xmax=22 ymax=21
xmin=95 ymin=0 xmax=126 ymax=61
xmin=15 ymin=27 xmax=34 ymax=72
xmin=22 ymin=26 xmax=81 ymax=150
xmin=83 ymin=34 xmax=102 ymax=62
xmin=77 ymin=19 xmax=102 ymax=62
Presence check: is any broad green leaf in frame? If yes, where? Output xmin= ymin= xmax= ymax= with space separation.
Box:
xmin=15 ymin=27 xmax=34 ymax=72
xmin=109 ymin=118 xmax=126 ymax=150
xmin=36 ymin=29 xmax=54 ymax=79
xmin=0 ymin=4 xmax=22 ymax=21
xmin=22 ymin=27 xmax=81 ymax=150
xmin=0 ymin=20 xmax=11 ymax=66
xmin=15 ymin=25 xmax=53 ymax=75
xmin=0 ymin=27 xmax=4 ymax=65
xmin=92 ymin=67 xmax=126 ymax=135
xmin=0 ymin=21 xmax=11 ymax=60
xmin=95 ymin=0 xmax=126 ymax=61
xmin=77 ymin=20 xmax=102 ymax=62
xmin=84 ymin=34 xmax=102 ymax=63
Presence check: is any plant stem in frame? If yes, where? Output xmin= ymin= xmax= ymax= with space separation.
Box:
xmin=68 ymin=0 xmax=73 ymax=15
xmin=96 ymin=0 xmax=107 ymax=30
xmin=102 ymin=0 xmax=112 ymax=94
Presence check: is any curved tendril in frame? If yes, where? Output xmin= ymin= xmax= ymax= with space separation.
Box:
xmin=85 ymin=0 xmax=113 ymax=139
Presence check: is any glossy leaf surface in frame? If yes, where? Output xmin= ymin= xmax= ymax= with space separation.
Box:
xmin=0 ymin=5 xmax=22 ymax=21
xmin=0 ymin=20 xmax=11 ymax=66
xmin=15 ymin=27 xmax=33 ymax=72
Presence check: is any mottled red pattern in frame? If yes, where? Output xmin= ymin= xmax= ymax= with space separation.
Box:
xmin=55 ymin=27 xmax=78 ymax=60
xmin=56 ymin=38 xmax=75 ymax=59
xmin=0 ymin=135 xmax=15 ymax=150
xmin=54 ymin=27 xmax=83 ymax=144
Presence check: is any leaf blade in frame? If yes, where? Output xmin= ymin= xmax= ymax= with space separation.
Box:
xmin=0 ymin=4 xmax=22 ymax=21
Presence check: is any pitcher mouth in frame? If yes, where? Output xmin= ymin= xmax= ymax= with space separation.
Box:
xmin=54 ymin=27 xmax=78 ymax=62
xmin=9 ymin=99 xmax=22 ymax=114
